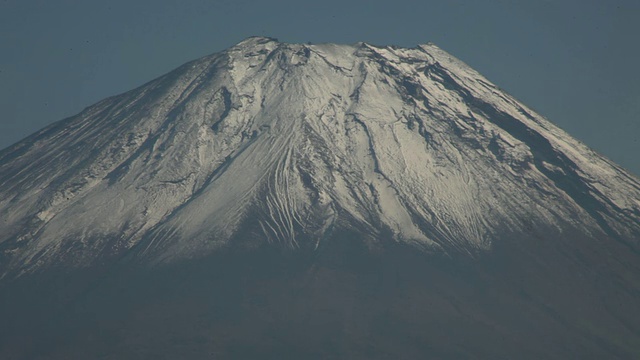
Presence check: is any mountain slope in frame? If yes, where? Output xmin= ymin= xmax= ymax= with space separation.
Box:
xmin=1 ymin=37 xmax=638 ymax=276
xmin=1 ymin=37 xmax=640 ymax=359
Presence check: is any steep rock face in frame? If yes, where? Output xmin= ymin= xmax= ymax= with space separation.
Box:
xmin=1 ymin=37 xmax=639 ymax=276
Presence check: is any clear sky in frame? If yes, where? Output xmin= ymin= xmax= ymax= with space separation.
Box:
xmin=1 ymin=0 xmax=638 ymax=175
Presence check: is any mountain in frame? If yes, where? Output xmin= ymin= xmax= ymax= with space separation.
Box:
xmin=1 ymin=37 xmax=639 ymax=359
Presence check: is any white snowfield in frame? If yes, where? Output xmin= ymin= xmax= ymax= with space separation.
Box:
xmin=1 ymin=37 xmax=639 ymax=274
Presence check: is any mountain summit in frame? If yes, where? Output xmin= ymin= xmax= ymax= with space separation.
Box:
xmin=1 ymin=37 xmax=640 ymax=358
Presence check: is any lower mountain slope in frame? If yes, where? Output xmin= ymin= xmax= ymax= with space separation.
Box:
xmin=1 ymin=230 xmax=639 ymax=359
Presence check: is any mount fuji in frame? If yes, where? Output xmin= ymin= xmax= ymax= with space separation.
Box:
xmin=1 ymin=37 xmax=639 ymax=359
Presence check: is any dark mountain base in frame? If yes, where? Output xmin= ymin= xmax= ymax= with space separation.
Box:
xmin=1 ymin=233 xmax=639 ymax=359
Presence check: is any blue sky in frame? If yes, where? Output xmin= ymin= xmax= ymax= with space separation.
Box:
xmin=1 ymin=0 xmax=638 ymax=174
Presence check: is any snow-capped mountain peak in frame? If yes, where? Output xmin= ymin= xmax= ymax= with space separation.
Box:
xmin=1 ymin=37 xmax=639 ymax=275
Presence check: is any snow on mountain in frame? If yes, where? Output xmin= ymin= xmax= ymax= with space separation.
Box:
xmin=1 ymin=36 xmax=639 ymax=276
